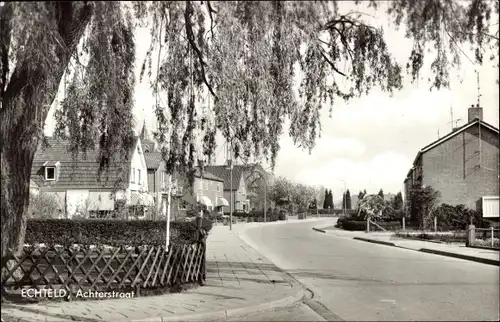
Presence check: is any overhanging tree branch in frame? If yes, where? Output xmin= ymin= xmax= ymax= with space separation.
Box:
xmin=317 ymin=45 xmax=347 ymax=76
xmin=0 ymin=2 xmax=12 ymax=104
xmin=184 ymin=0 xmax=217 ymax=99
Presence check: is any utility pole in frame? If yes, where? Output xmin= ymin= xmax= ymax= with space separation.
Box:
xmin=476 ymin=70 xmax=481 ymax=107
xmin=226 ymin=142 xmax=233 ymax=230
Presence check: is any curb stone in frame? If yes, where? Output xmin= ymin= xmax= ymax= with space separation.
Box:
xmin=418 ymin=248 xmax=500 ymax=266
xmin=312 ymin=228 xmax=326 ymax=233
xmin=136 ymin=224 xmax=307 ymax=322
xmin=137 ymin=288 xmax=304 ymax=322
xmin=352 ymin=237 xmax=396 ymax=247
xmin=311 ymin=228 xmax=499 ymax=266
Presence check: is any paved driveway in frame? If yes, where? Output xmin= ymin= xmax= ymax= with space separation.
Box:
xmin=239 ymin=219 xmax=500 ymax=321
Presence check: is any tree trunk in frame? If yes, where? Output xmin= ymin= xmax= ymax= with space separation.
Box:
xmin=0 ymin=2 xmax=92 ymax=258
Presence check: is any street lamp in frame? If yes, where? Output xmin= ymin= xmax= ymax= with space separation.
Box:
xmin=225 ymin=159 xmax=233 ymax=231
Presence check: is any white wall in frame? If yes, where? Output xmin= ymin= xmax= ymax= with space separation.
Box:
xmin=129 ymin=139 xmax=149 ymax=192
xmin=66 ymin=190 xmax=90 ymax=218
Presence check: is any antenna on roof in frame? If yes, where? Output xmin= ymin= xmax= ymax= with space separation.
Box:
xmin=475 ymin=70 xmax=482 ymax=107
xmin=437 ymin=129 xmax=440 ymax=139
xmin=448 ymin=106 xmax=462 ymax=131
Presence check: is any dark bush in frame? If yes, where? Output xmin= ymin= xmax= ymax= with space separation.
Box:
xmin=433 ymin=204 xmax=483 ymax=231
xmin=340 ymin=219 xmax=401 ymax=231
xmin=309 ymin=209 xmax=357 ymax=216
xmin=395 ymin=232 xmax=466 ymax=243
xmin=341 ymin=220 xmax=367 ymax=231
xmin=25 ymin=218 xmax=213 ymax=247
xmin=382 ymin=207 xmax=405 ymax=222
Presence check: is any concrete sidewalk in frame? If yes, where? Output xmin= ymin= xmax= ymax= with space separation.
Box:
xmin=313 ymin=226 xmax=500 ymax=266
xmin=1 ymin=224 xmax=306 ymax=322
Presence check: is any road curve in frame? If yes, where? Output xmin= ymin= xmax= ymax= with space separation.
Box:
xmin=239 ymin=219 xmax=500 ymax=321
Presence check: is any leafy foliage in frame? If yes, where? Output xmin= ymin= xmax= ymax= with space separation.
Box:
xmin=25 ymin=218 xmax=213 ymax=247
xmin=2 ymin=0 xmax=498 ymax=255
xmin=356 ymin=194 xmax=386 ymax=220
xmin=358 ymin=190 xmax=367 ymax=200
xmin=342 ymin=189 xmax=352 ymax=209
xmin=432 ymin=203 xmax=483 ymax=231
xmin=409 ymin=184 xmax=441 ymax=228
xmin=27 ymin=193 xmax=62 ymax=220
xmin=391 ymin=192 xmax=404 ymax=210
xmin=268 ymin=176 xmax=318 ymax=211
xmin=339 ymin=219 xmax=401 ymax=231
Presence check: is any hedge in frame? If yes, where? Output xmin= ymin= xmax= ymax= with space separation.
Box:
xmin=340 ymin=220 xmax=401 ymax=231
xmin=25 ymin=218 xmax=213 ymax=247
xmin=395 ymin=232 xmax=466 ymax=243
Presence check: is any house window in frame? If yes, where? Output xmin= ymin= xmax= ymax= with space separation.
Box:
xmin=45 ymin=167 xmax=56 ymax=181
xmin=161 ymin=171 xmax=166 ymax=189
xmin=132 ymin=168 xmax=135 ymax=183
xmin=179 ymin=200 xmax=188 ymax=210
xmin=137 ymin=169 xmax=141 ymax=185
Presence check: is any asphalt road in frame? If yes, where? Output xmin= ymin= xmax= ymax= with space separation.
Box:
xmin=238 ymin=219 xmax=500 ymax=321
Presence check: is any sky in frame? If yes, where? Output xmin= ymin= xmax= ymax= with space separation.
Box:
xmin=43 ymin=2 xmax=499 ymax=202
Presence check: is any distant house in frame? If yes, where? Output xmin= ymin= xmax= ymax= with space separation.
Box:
xmin=404 ymin=106 xmax=499 ymax=219
xmin=30 ymin=136 xmax=152 ymax=218
xmin=205 ymin=162 xmax=250 ymax=213
xmin=190 ymin=168 xmax=227 ymax=214
xmin=140 ymin=122 xmax=228 ymax=219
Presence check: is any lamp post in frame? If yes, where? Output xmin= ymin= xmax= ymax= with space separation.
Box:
xmin=230 ymin=161 xmax=233 ymax=230
xmin=263 ymin=180 xmax=267 ymax=223
xmin=225 ymin=159 xmax=233 ymax=230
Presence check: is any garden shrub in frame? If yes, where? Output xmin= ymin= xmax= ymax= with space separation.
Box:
xmin=25 ymin=218 xmax=213 ymax=247
xmin=27 ymin=193 xmax=62 ymax=219
xmin=340 ymin=219 xmax=401 ymax=231
xmin=341 ymin=220 xmax=367 ymax=231
xmin=432 ymin=204 xmax=483 ymax=231
xmin=395 ymin=232 xmax=466 ymax=243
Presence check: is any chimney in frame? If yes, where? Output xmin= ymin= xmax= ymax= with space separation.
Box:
xmin=468 ymin=104 xmax=483 ymax=123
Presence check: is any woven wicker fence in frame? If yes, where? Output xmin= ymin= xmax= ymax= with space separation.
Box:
xmin=1 ymin=241 xmax=206 ymax=301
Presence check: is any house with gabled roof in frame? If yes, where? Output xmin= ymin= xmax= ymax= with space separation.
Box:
xmin=404 ymin=105 xmax=499 ymax=221
xmin=30 ymin=136 xmax=153 ymax=219
xmin=140 ymin=121 xmax=228 ymax=219
xmin=205 ymin=162 xmax=251 ymax=213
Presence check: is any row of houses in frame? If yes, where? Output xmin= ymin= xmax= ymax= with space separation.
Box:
xmin=30 ymin=123 xmax=273 ymax=220
xmin=403 ymin=105 xmax=499 ymax=221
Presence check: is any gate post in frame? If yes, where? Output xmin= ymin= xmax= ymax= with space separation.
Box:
xmin=466 ymin=224 xmax=475 ymax=247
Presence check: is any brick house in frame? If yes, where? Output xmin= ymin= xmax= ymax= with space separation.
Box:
xmin=205 ymin=162 xmax=250 ymax=213
xmin=140 ymin=123 xmax=228 ymax=219
xmin=404 ymin=106 xmax=499 ymax=218
xmin=30 ymin=136 xmax=152 ymax=218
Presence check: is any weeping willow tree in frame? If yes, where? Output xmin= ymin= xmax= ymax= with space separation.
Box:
xmin=1 ymin=1 xmax=498 ymax=255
